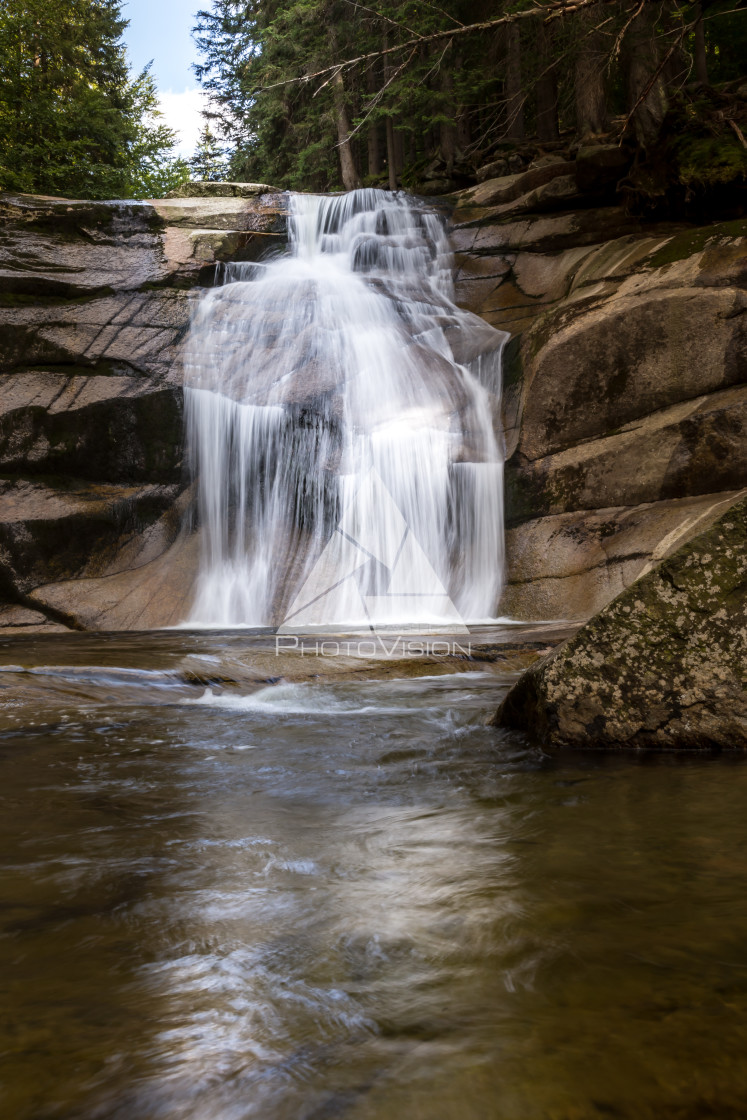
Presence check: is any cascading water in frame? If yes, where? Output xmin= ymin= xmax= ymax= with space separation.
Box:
xmin=183 ymin=189 xmax=507 ymax=629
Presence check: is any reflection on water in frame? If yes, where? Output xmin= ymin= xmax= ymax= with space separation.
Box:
xmin=0 ymin=631 xmax=746 ymax=1119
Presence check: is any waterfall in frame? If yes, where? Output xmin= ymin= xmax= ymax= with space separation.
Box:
xmin=183 ymin=189 xmax=507 ymax=629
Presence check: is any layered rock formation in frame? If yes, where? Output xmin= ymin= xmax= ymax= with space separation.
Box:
xmin=2 ymin=167 xmax=745 ymax=636
xmin=494 ymin=493 xmax=747 ymax=748
xmin=0 ymin=188 xmax=285 ymax=632
xmin=451 ymin=156 xmax=747 ymax=620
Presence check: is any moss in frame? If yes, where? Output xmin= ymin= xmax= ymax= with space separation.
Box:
xmin=648 ymin=218 xmax=747 ymax=269
xmin=675 ymin=135 xmax=747 ymax=188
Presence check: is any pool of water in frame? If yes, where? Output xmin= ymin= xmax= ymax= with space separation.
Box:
xmin=0 ymin=630 xmax=746 ymax=1119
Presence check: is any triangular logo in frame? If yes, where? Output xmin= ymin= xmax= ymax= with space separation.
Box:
xmin=278 ymin=469 xmax=469 ymax=633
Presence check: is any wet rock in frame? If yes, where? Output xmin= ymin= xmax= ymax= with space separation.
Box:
xmin=575 ymin=145 xmax=632 ymax=192
xmin=0 ymin=368 xmax=182 ymax=482
xmin=0 ymin=604 xmax=68 ymax=634
xmin=165 ymin=180 xmax=280 ymax=198
xmin=455 ymin=160 xmax=576 ymax=212
xmin=0 ymin=289 xmax=195 ymax=382
xmin=0 ymin=478 xmax=181 ymax=595
xmin=0 ymin=190 xmax=289 ymax=630
xmin=494 ymin=494 xmax=747 ymax=748
xmin=0 ymin=194 xmax=165 ymax=297
xmin=500 ymin=490 xmax=747 ymax=620
xmin=29 ymin=528 xmax=200 ymax=631
xmin=476 ymin=158 xmax=509 ymax=183
xmin=452 ymin=197 xmax=747 ymax=623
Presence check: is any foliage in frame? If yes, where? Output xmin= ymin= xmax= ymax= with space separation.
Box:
xmin=192 ymin=0 xmax=747 ymax=195
xmin=190 ymin=123 xmax=230 ymax=180
xmin=0 ymin=0 xmax=187 ymax=199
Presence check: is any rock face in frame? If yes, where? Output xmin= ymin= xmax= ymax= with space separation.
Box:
xmin=0 ymin=188 xmax=286 ymax=631
xmin=451 ymin=161 xmax=747 ymax=620
xmin=494 ymin=494 xmax=747 ymax=748
xmin=2 ymin=168 xmax=746 ymax=636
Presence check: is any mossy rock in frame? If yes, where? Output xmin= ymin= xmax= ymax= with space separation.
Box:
xmin=495 ymin=493 xmax=747 ymax=748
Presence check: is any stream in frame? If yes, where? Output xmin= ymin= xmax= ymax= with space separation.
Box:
xmin=1 ymin=628 xmax=746 ymax=1119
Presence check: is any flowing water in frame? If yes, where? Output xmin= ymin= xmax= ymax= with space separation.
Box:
xmin=183 ymin=190 xmax=505 ymax=629
xmin=1 ymin=629 xmax=747 ymax=1120
xmin=4 ymin=191 xmax=746 ymax=1118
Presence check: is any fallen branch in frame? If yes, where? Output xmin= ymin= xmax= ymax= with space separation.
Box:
xmin=619 ymin=15 xmax=696 ymax=141
xmin=250 ymin=0 xmax=615 ymax=95
xmin=728 ymin=118 xmax=747 ymax=150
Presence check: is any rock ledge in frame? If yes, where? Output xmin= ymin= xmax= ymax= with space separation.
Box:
xmin=165 ymin=180 xmax=281 ymax=198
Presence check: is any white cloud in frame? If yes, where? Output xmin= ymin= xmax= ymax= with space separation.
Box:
xmin=158 ymin=88 xmax=206 ymax=157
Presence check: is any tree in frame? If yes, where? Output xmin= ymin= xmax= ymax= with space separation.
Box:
xmin=192 ymin=0 xmax=747 ymax=193
xmin=190 ymin=122 xmax=229 ymax=180
xmin=0 ymin=0 xmax=188 ymax=199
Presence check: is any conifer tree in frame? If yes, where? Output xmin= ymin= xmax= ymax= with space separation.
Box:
xmin=0 ymin=0 xmax=188 ymax=198
xmin=192 ymin=0 xmax=747 ymax=196
xmin=190 ymin=122 xmax=229 ymax=180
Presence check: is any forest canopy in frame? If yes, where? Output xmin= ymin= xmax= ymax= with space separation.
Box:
xmin=0 ymin=0 xmax=188 ymax=199
xmin=193 ymin=0 xmax=747 ymax=196
xmin=0 ymin=0 xmax=744 ymax=201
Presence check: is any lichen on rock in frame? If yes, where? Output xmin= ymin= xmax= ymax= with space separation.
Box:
xmin=494 ymin=494 xmax=747 ymax=748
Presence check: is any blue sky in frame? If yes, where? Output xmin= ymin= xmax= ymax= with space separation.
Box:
xmin=122 ymin=0 xmax=205 ymax=155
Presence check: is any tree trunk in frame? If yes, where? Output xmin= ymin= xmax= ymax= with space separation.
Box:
xmin=626 ymin=2 xmax=669 ymax=149
xmin=440 ymin=66 xmax=457 ymax=172
xmin=505 ymin=23 xmax=524 ymax=140
xmin=393 ymin=126 xmax=405 ymax=176
xmin=694 ymin=2 xmax=708 ymax=85
xmin=365 ymin=64 xmax=380 ymax=178
xmin=385 ymin=115 xmax=398 ymax=190
xmin=574 ymin=8 xmax=607 ymax=138
xmin=333 ymin=70 xmax=361 ymax=190
xmin=536 ymin=20 xmax=559 ymax=142
xmin=382 ymin=33 xmax=399 ymax=190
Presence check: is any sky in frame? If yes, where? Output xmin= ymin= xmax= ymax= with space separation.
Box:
xmin=122 ymin=0 xmax=205 ymax=156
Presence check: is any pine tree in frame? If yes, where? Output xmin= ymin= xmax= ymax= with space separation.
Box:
xmin=0 ymin=0 xmax=188 ymax=199
xmin=192 ymin=0 xmax=747 ymax=195
xmin=190 ymin=123 xmax=229 ymax=180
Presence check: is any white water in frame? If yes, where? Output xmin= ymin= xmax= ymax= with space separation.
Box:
xmin=183 ymin=189 xmax=507 ymax=629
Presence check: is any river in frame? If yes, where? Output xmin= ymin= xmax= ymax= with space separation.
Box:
xmin=1 ymin=627 xmax=746 ymax=1119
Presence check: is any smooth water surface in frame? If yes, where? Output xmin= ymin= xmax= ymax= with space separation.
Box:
xmin=1 ymin=630 xmax=746 ymax=1119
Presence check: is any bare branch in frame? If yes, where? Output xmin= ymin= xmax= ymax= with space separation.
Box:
xmin=340 ymin=47 xmax=419 ymax=146
xmin=342 ymin=0 xmax=420 ymax=40
xmin=250 ymin=0 xmax=612 ymax=95
xmin=312 ymin=64 xmax=344 ymax=99
xmin=415 ymin=0 xmax=465 ymax=29
xmin=728 ymin=118 xmax=747 ymax=150
xmin=609 ymin=0 xmax=645 ymax=66
xmin=620 ymin=15 xmax=696 ymax=141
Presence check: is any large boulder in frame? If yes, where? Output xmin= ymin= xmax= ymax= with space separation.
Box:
xmin=449 ymin=199 xmax=747 ymax=623
xmin=500 ymin=489 xmax=747 ymax=621
xmin=515 ymin=287 xmax=747 ymax=459
xmin=494 ymin=494 xmax=747 ymax=748
xmin=507 ymin=383 xmax=747 ymax=522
